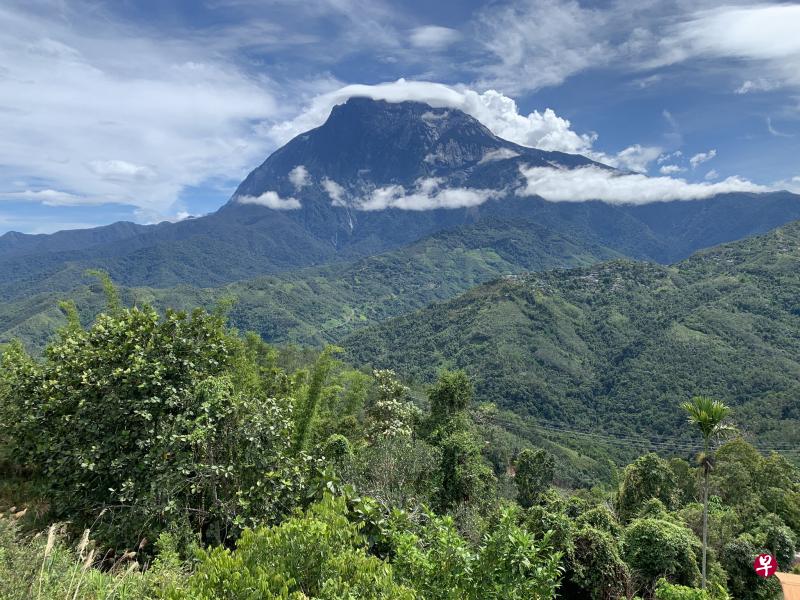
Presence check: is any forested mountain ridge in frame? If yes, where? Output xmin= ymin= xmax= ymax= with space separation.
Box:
xmin=2 ymin=97 xmax=800 ymax=305
xmin=342 ymin=219 xmax=800 ymax=449
xmin=0 ymin=218 xmax=622 ymax=349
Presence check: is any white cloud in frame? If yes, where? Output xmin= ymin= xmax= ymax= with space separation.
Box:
xmin=604 ymin=144 xmax=663 ymax=173
xmin=87 ymin=160 xmax=157 ymax=181
xmin=236 ymin=190 xmax=301 ymax=210
xmin=775 ymin=176 xmax=800 ymax=194
xmin=690 ymin=149 xmax=717 ymax=169
xmin=0 ymin=189 xmax=85 ymax=206
xmin=478 ymin=148 xmax=520 ymax=165
xmin=322 ymin=178 xmax=347 ymax=206
xmin=766 ymin=117 xmax=793 ymax=138
xmin=516 ymin=165 xmax=770 ymax=205
xmin=472 ymin=0 xmax=614 ymax=95
xmin=0 ymin=4 xmax=286 ymax=221
xmin=657 ymin=150 xmax=682 ymax=164
xmin=289 ymin=165 xmax=311 ymax=189
xmin=659 ymin=165 xmax=684 ymax=175
xmin=704 ymin=169 xmax=719 ymax=181
xmin=409 ymin=26 xmax=461 ymax=50
xmin=735 ymin=78 xmax=780 ymax=95
xmin=655 ymin=4 xmax=800 ymax=91
xmin=356 ymin=178 xmax=499 ymax=211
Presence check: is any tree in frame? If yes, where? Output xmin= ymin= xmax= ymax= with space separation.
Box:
xmin=514 ymin=448 xmax=555 ymax=508
xmin=428 ymin=370 xmax=473 ymax=432
xmin=563 ymin=526 xmax=630 ymax=600
xmin=0 ymin=304 xmax=309 ymax=547
xmin=622 ymin=518 xmax=701 ymax=594
xmin=617 ymin=453 xmax=678 ymax=523
xmin=680 ymin=396 xmax=733 ymax=590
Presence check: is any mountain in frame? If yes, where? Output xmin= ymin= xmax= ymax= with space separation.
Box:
xmin=0 ymin=218 xmax=622 ymax=350
xmin=2 ymin=97 xmax=800 ymax=304
xmin=341 ymin=220 xmax=800 ymax=450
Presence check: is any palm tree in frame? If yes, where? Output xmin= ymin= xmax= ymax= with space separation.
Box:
xmin=681 ymin=396 xmax=734 ymax=590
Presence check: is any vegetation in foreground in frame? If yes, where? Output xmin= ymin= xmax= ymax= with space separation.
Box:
xmin=1 ymin=284 xmax=798 ymax=599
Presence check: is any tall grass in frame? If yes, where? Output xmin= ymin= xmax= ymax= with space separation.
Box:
xmin=0 ymin=515 xmax=183 ymax=600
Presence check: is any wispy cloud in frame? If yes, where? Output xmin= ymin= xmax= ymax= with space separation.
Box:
xmin=0 ymin=2 xmax=300 ymax=221
xmin=690 ymin=149 xmax=717 ymax=169
xmin=766 ymin=117 xmax=794 ymax=138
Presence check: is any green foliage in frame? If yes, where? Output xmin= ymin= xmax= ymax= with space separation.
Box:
xmin=0 ymin=518 xmax=181 ymax=600
xmin=170 ymin=494 xmax=414 ymax=599
xmin=575 ymin=505 xmax=623 ymax=538
xmin=654 ymin=578 xmax=711 ymax=600
xmin=0 ymin=304 xmax=310 ymax=548
xmin=390 ymin=506 xmax=563 ymax=599
xmin=680 ymin=397 xmax=733 ymax=451
xmin=428 ymin=370 xmax=474 ymax=432
xmin=514 ymin=448 xmax=555 ymax=508
xmin=720 ymin=536 xmax=783 ymax=600
xmin=292 ymin=345 xmax=341 ymax=452
xmin=563 ymin=525 xmax=630 ymax=600
xmin=622 ymin=518 xmax=701 ymax=593
xmin=343 ymin=224 xmax=800 ymax=467
xmin=437 ymin=428 xmax=496 ymax=511
xmin=366 ymin=369 xmax=420 ymax=441
xmin=618 ymin=454 xmax=678 ymax=523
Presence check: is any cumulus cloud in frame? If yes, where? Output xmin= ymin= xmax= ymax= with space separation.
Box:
xmin=705 ymin=170 xmax=719 ymax=181
xmin=322 ymin=178 xmax=347 ymax=206
xmin=318 ymin=176 xmax=499 ymax=211
xmin=657 ymin=150 xmax=682 ymax=164
xmin=409 ymin=26 xmax=461 ymax=50
xmin=270 ymin=79 xmax=656 ymax=169
xmin=289 ymin=165 xmax=311 ymax=189
xmin=236 ymin=191 xmax=301 ymax=210
xmin=478 ymin=148 xmax=521 ymax=165
xmin=775 ymin=176 xmax=800 ymax=194
xmin=659 ymin=165 xmax=685 ymax=175
xmin=357 ymin=178 xmax=499 ymax=211
xmin=604 ymin=144 xmax=663 ymax=173
xmin=690 ymin=150 xmax=717 ymax=169
xmin=517 ymin=166 xmax=770 ymax=205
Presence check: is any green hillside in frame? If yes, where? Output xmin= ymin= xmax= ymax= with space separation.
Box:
xmin=342 ymin=220 xmax=800 ymax=451
xmin=0 ymin=218 xmax=619 ymax=350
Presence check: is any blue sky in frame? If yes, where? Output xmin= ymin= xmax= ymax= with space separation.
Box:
xmin=0 ymin=0 xmax=798 ymax=233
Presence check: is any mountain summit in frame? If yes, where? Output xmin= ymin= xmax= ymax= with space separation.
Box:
xmin=231 ymin=97 xmax=599 ymax=205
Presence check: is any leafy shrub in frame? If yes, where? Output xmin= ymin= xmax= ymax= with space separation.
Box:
xmin=719 ymin=536 xmax=782 ymax=600
xmin=622 ymin=518 xmax=701 ymax=593
xmin=618 ymin=454 xmax=678 ymax=523
xmin=0 ymin=306 xmax=310 ymax=548
xmin=390 ymin=506 xmax=563 ymax=599
xmin=169 ymin=494 xmax=413 ymax=599
xmin=514 ymin=448 xmax=555 ymax=508
xmin=654 ymin=578 xmax=711 ymax=600
xmin=563 ymin=525 xmax=630 ymax=600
